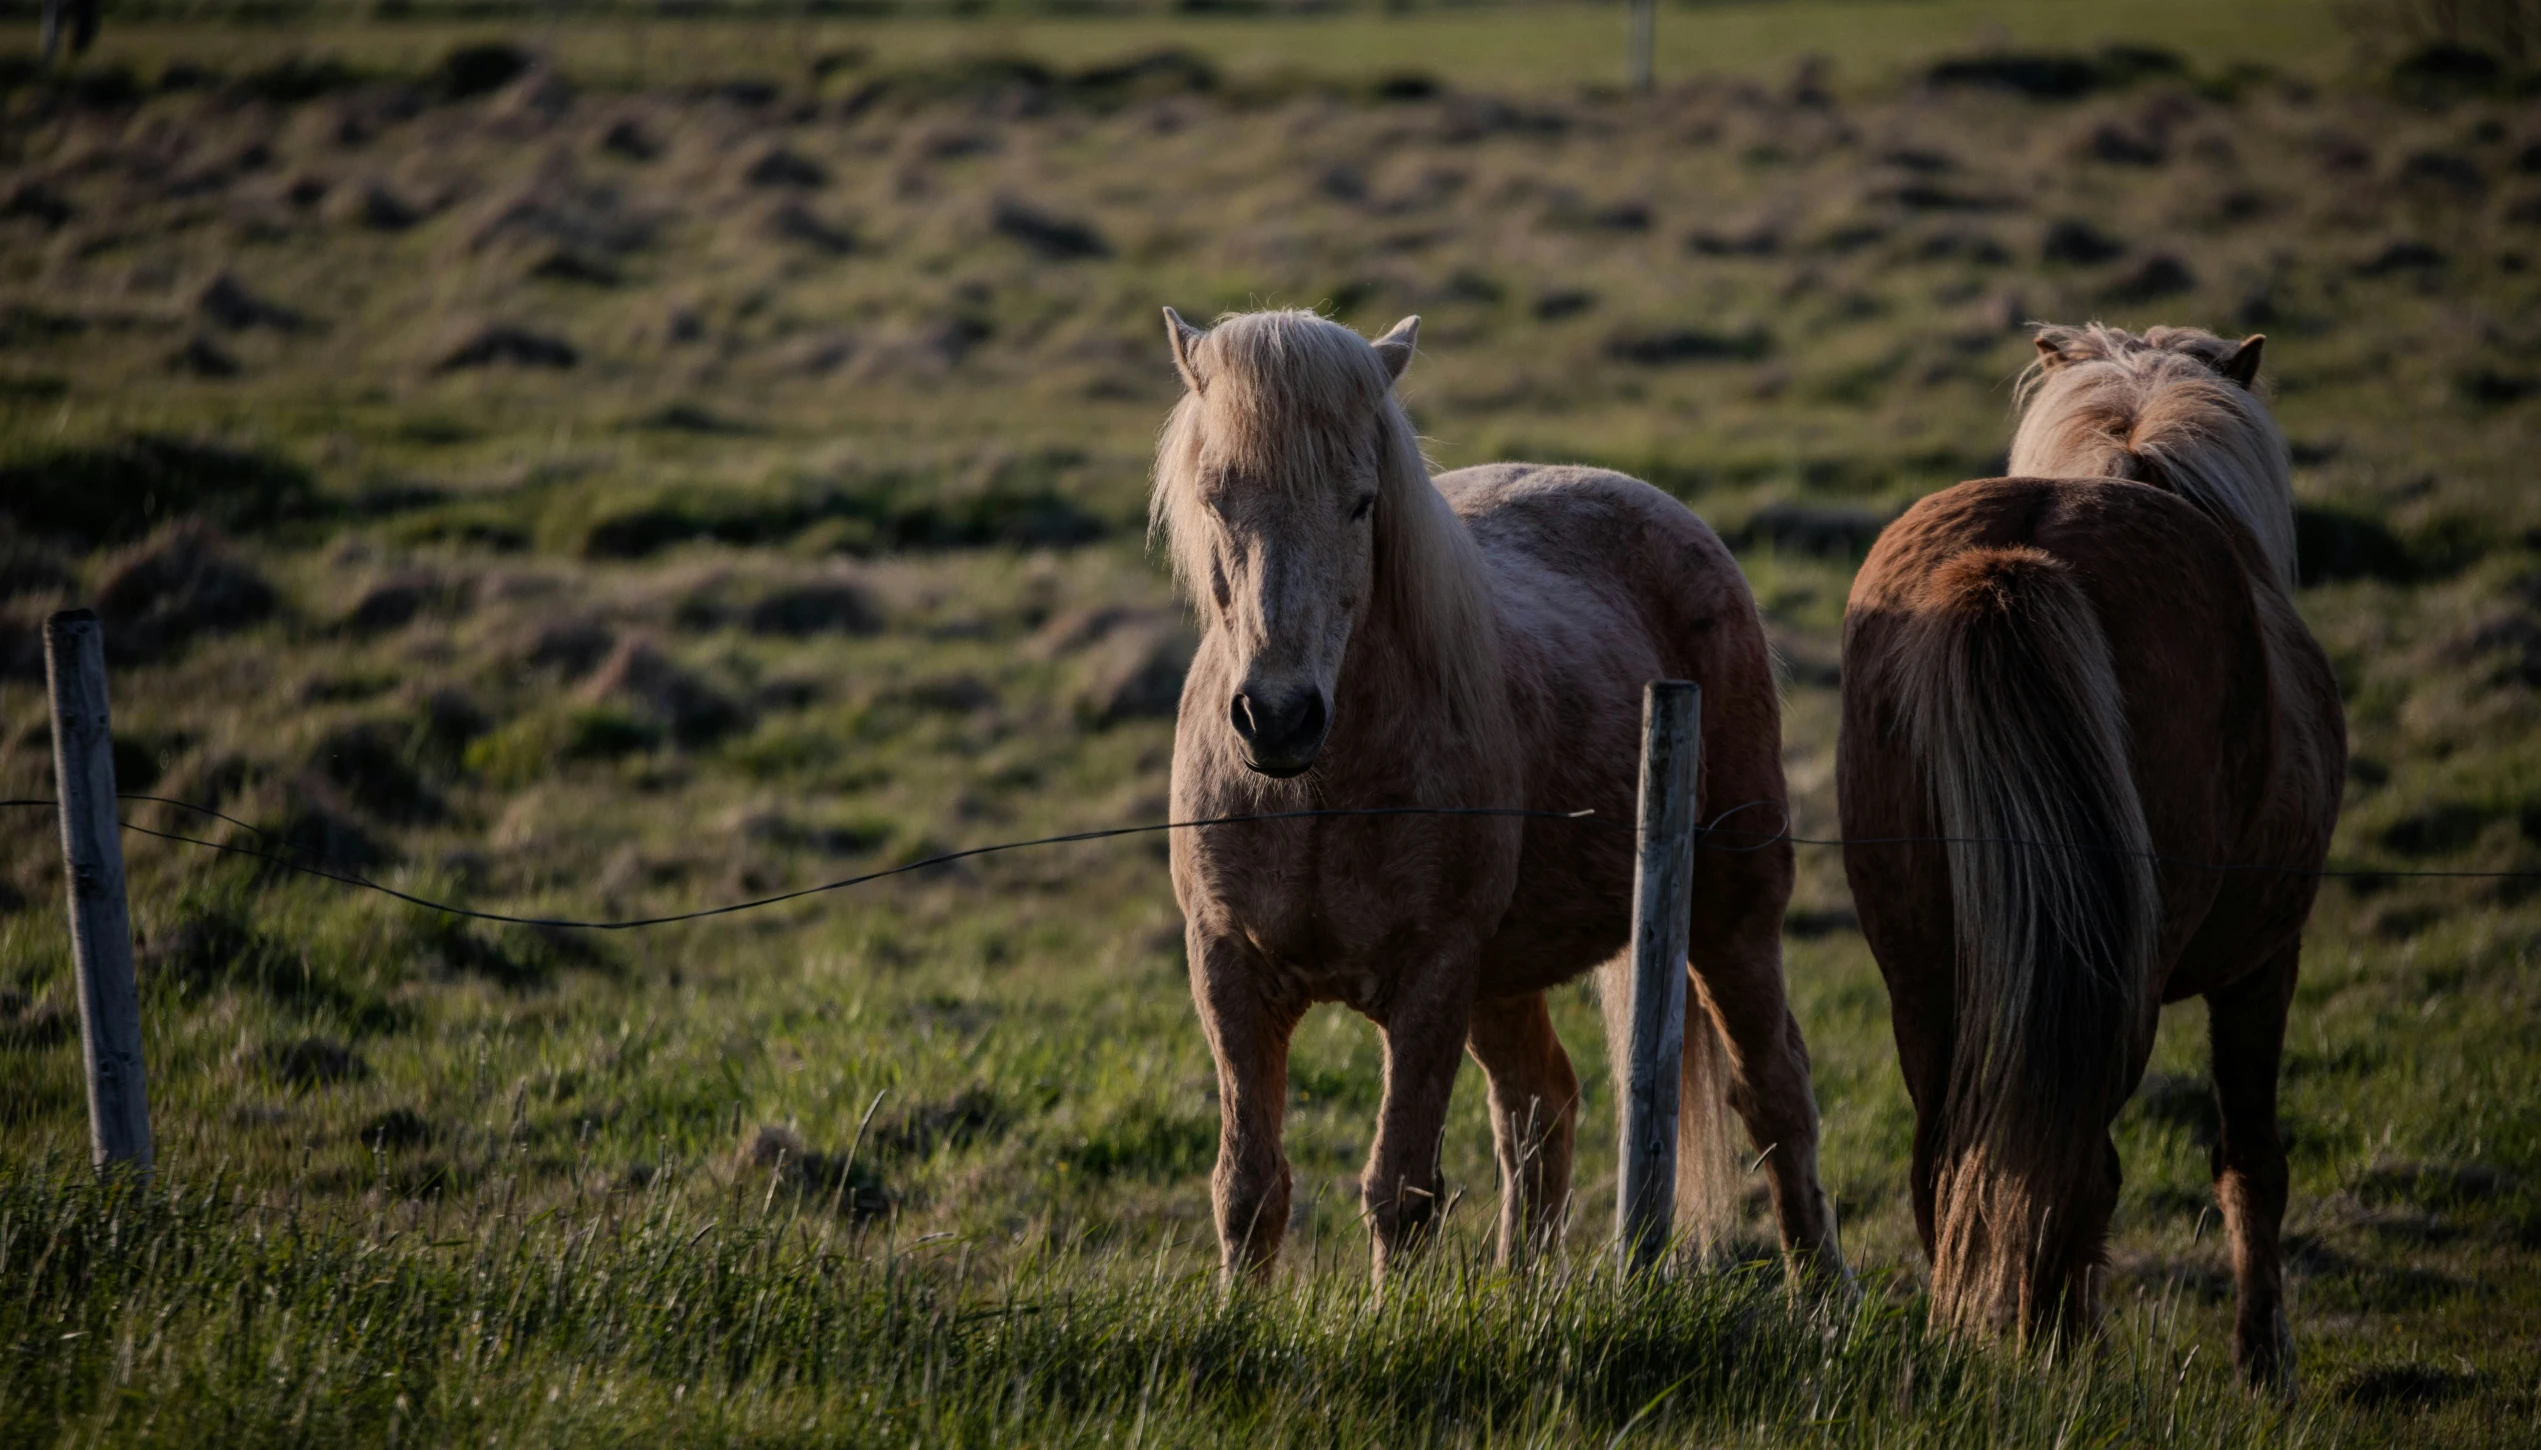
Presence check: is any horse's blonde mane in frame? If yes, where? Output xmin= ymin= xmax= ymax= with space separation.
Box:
xmin=1150 ymin=309 xmax=1502 ymax=737
xmin=2011 ymin=323 xmax=2296 ymax=589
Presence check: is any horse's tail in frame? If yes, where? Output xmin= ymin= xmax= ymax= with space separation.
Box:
xmin=1902 ymin=545 xmax=2158 ymax=1340
xmin=1596 ymin=956 xmax=1744 ymax=1260
xmin=1674 ymin=985 xmax=1744 ymax=1257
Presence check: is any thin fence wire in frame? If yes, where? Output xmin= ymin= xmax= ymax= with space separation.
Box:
xmin=1 ymin=792 xmax=2535 ymax=932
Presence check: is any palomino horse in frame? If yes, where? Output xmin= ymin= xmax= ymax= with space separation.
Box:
xmin=1838 ymin=324 xmax=2343 ymax=1388
xmin=1154 ymin=307 xmax=1847 ymax=1282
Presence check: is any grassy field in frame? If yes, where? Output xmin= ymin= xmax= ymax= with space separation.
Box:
xmin=49 ymin=0 xmax=2358 ymax=93
xmin=3 ymin=0 xmax=2539 ymax=1443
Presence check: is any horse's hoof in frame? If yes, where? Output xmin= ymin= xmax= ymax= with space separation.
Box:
xmin=2235 ymin=1311 xmax=2296 ymax=1399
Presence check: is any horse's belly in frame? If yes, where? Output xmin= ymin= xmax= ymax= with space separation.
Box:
xmin=1474 ymin=850 xmax=1634 ymax=998
xmin=1475 ymin=924 xmax=1622 ymax=998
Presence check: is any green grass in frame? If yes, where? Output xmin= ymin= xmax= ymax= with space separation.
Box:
xmin=0 ymin=1165 xmax=2326 ymax=1448
xmin=3 ymin=0 xmax=2540 ymax=1442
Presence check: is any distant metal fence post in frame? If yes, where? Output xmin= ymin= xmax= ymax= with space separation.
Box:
xmin=1616 ymin=680 xmax=1698 ymax=1270
xmin=45 ymin=609 xmax=152 ymax=1173
xmin=1627 ymin=0 xmax=1656 ymax=94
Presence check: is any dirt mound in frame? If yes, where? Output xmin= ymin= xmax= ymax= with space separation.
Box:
xmin=489 ymin=64 xmax=572 ymax=118
xmin=599 ymin=116 xmax=661 ymax=161
xmin=1036 ymin=607 xmax=1194 ymax=723
xmin=198 ymin=272 xmax=304 ymax=331
xmin=2103 ymin=253 xmax=2196 ymax=302
xmin=744 ymin=146 xmax=828 ymax=189
xmin=340 ymin=568 xmax=470 ymax=635
xmin=1925 ymin=45 xmax=2184 ymax=100
xmin=0 ymin=987 xmax=72 ymax=1051
xmin=1604 ymin=325 xmax=1772 ymax=365
xmin=2 ymin=180 xmax=73 ymax=229
xmin=990 ymin=197 xmax=1109 ymax=260
xmin=430 ymin=42 xmax=532 ymax=102
xmin=323 ymin=180 xmax=425 ymax=231
xmin=0 ymin=614 xmax=41 ymax=681
xmin=2040 ymin=218 xmax=2126 ymax=264
xmin=0 ymin=524 xmax=74 ymax=600
xmin=92 ymin=520 xmax=278 ymax=662
xmin=435 ymin=323 xmax=578 ymax=371
xmin=744 ymin=578 xmax=883 ymax=636
xmin=578 ymin=637 xmax=748 ymax=746
xmin=0 ymin=434 xmax=318 ymax=549
xmin=463 ymin=168 xmax=651 ymax=258
xmin=168 ymin=335 xmax=240 ymax=377
xmin=307 ymin=719 xmax=442 ymax=824
xmin=255 ymin=783 xmax=388 ymax=871
xmin=259 ymin=1036 xmax=369 ymax=1088
xmin=762 ymin=200 xmax=856 ymax=255
xmin=518 ymin=616 xmax=617 ymax=677
xmin=848 ymin=315 xmax=994 ymax=380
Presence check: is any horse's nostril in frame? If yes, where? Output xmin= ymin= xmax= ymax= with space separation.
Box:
xmin=1231 ymin=687 xmax=1327 ymax=759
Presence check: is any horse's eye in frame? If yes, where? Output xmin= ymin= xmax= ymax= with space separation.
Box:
xmin=1349 ymin=493 xmax=1375 ymax=523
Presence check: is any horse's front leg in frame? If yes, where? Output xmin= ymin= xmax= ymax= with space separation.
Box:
xmin=1190 ymin=926 xmax=1305 ymax=1283
xmin=1363 ymin=957 xmax=1478 ymax=1280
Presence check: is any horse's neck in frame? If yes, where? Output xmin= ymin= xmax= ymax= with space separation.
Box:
xmin=1319 ymin=576 xmax=1511 ymax=800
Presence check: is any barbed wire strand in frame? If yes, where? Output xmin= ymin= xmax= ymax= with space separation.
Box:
xmin=0 ymin=793 xmax=2533 ymax=933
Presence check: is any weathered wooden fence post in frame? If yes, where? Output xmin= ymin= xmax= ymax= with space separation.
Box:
xmin=1616 ymin=679 xmax=1699 ymax=1270
xmin=45 ymin=609 xmax=152 ymax=1173
xmin=1626 ymin=0 xmax=1656 ymax=94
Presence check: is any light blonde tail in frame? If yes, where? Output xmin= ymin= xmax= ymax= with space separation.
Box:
xmin=1904 ymin=546 xmax=2158 ymax=1340
xmin=1598 ymin=955 xmax=1746 ymax=1261
xmin=1675 ymin=982 xmax=1744 ymax=1259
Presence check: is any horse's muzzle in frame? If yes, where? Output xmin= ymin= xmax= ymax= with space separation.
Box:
xmin=1229 ymin=687 xmax=1329 ymax=777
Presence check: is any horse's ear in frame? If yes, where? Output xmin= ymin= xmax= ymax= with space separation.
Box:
xmin=2034 ymin=335 xmax=2071 ymax=370
xmin=1163 ymin=307 xmax=1208 ymax=395
xmin=1372 ymin=315 xmax=1420 ymax=382
xmin=2219 ymin=333 xmax=2265 ymax=389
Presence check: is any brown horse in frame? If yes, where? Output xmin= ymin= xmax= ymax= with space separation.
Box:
xmin=1837 ymin=324 xmax=2344 ymax=1388
xmin=1153 ymin=307 xmax=1848 ymax=1284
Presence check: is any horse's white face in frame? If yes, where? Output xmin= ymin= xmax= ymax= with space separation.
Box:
xmin=1191 ymin=431 xmax=1374 ymax=777
xmin=1168 ymin=311 xmax=1417 ymax=778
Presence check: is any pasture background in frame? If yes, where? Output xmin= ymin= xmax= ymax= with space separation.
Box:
xmin=1 ymin=0 xmax=2538 ymax=1442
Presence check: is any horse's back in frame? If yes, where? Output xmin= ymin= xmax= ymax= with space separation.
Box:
xmin=1432 ymin=461 xmax=1777 ymax=712
xmin=1436 ymin=463 xmax=1746 ymax=612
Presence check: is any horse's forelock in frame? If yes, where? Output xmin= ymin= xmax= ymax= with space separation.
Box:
xmin=1207 ymin=312 xmax=1398 ymax=470
xmin=1148 ymin=308 xmax=1504 ymax=738
xmin=2011 ymin=323 xmax=2296 ymax=588
xmin=1151 ymin=311 xmax=1388 ymax=591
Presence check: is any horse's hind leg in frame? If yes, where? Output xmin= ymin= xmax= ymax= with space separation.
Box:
xmin=2207 ymin=944 xmax=2299 ymax=1394
xmin=1466 ymin=991 xmax=1579 ymax=1268
xmin=1688 ymin=897 xmax=1848 ymax=1280
xmin=1190 ymin=928 xmax=1305 ymax=1283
